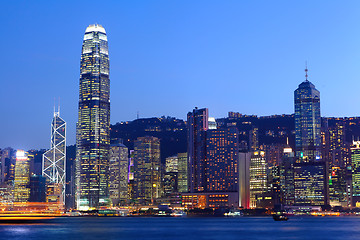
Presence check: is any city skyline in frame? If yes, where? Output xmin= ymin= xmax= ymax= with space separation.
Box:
xmin=2 ymin=1 xmax=360 ymax=150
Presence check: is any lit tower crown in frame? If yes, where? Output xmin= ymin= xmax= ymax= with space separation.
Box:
xmin=42 ymin=107 xmax=66 ymax=201
xmin=76 ymin=24 xmax=111 ymax=210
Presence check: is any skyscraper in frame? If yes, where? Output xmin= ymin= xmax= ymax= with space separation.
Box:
xmin=177 ymin=152 xmax=188 ymax=193
xmin=14 ymin=150 xmax=31 ymax=202
xmin=205 ymin=126 xmax=239 ymax=192
xmin=249 ymin=150 xmax=267 ymax=208
xmin=294 ymin=69 xmax=321 ymax=162
xmin=351 ymin=141 xmax=360 ymax=206
xmin=293 ymin=69 xmax=328 ymax=206
xmin=42 ymin=108 xmax=66 ymax=202
xmin=109 ymin=141 xmax=129 ymax=206
xmin=133 ymin=136 xmax=161 ymax=204
xmin=76 ymin=24 xmax=110 ymax=210
xmin=187 ymin=107 xmax=208 ymax=192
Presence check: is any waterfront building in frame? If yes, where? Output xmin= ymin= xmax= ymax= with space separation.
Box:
xmin=14 ymin=150 xmax=31 ymax=202
xmin=206 ymin=127 xmax=239 ymax=192
xmin=164 ymin=155 xmax=178 ymax=195
xmin=42 ymin=108 xmax=66 ymax=202
xmin=128 ymin=150 xmax=135 ymax=201
xmin=109 ymin=141 xmax=129 ymax=205
xmin=294 ymin=71 xmax=321 ymax=162
xmin=76 ymin=24 xmax=111 ymax=210
xmin=249 ymin=150 xmax=267 ymax=208
xmin=294 ymin=70 xmax=327 ymax=206
xmin=239 ymin=152 xmax=251 ymax=208
xmin=352 ymin=141 xmax=360 ymax=206
xmin=177 ymin=152 xmax=188 ymax=193
xmin=280 ymin=145 xmax=295 ymax=206
xmin=29 ymin=175 xmax=46 ymax=202
xmin=187 ymin=107 xmax=208 ymax=193
xmin=133 ymin=136 xmax=161 ymax=204
xmin=294 ymin=161 xmax=328 ymax=206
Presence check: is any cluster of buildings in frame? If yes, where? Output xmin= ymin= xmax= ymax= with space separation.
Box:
xmin=2 ymin=24 xmax=360 ymax=213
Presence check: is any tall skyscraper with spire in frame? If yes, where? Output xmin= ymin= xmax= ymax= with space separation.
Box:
xmin=294 ymin=67 xmax=328 ymax=206
xmin=294 ymin=67 xmax=321 ymax=162
xmin=42 ymin=107 xmax=66 ymax=202
xmin=76 ymin=24 xmax=110 ymax=210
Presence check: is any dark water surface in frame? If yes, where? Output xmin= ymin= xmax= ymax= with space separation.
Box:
xmin=1 ymin=216 xmax=360 ymax=240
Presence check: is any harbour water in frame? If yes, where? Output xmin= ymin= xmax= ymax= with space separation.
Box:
xmin=1 ymin=216 xmax=360 ymax=240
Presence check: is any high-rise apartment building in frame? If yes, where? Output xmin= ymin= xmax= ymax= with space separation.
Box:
xmin=42 ymin=108 xmax=66 ymax=202
xmin=76 ymin=24 xmax=110 ymax=210
xmin=109 ymin=141 xmax=129 ymax=205
xmin=187 ymin=107 xmax=208 ymax=192
xmin=133 ymin=136 xmax=161 ymax=204
xmin=294 ymin=75 xmax=321 ymax=162
xmin=14 ymin=150 xmax=31 ymax=202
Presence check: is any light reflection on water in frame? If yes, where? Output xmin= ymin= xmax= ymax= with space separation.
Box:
xmin=0 ymin=217 xmax=359 ymax=240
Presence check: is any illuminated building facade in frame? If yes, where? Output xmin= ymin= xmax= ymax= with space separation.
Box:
xmin=76 ymin=24 xmax=110 ymax=210
xmin=352 ymin=141 xmax=360 ymax=206
xmin=109 ymin=141 xmax=129 ymax=205
xmin=177 ymin=152 xmax=188 ymax=193
xmin=187 ymin=107 xmax=208 ymax=192
xmin=133 ymin=136 xmax=161 ymax=204
xmin=239 ymin=152 xmax=251 ymax=208
xmin=14 ymin=150 xmax=31 ymax=202
xmin=294 ymin=77 xmax=321 ymax=162
xmin=280 ymin=146 xmax=295 ymax=206
xmin=42 ymin=108 xmax=66 ymax=202
xmin=205 ymin=127 xmax=239 ymax=192
xmin=294 ymin=161 xmax=327 ymax=206
xmin=249 ymin=150 xmax=267 ymax=208
xmin=164 ymin=156 xmax=178 ymax=195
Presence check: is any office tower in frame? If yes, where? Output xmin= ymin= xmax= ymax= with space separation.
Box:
xmin=280 ymin=145 xmax=295 ymax=206
xmin=294 ymin=69 xmax=327 ymax=206
xmin=187 ymin=107 xmax=208 ymax=192
xmin=177 ymin=152 xmax=188 ymax=193
xmin=328 ymin=122 xmax=348 ymax=168
xmin=328 ymin=166 xmax=347 ymax=206
xmin=206 ymin=127 xmax=239 ymax=192
xmin=164 ymin=156 xmax=178 ymax=195
xmin=29 ymin=175 xmax=46 ymax=202
xmin=239 ymin=152 xmax=251 ymax=208
xmin=128 ymin=150 xmax=135 ymax=200
xmin=133 ymin=136 xmax=161 ymax=204
xmin=14 ymin=150 xmax=31 ymax=202
xmin=76 ymin=24 xmax=110 ymax=210
xmin=1 ymin=148 xmax=16 ymax=184
xmin=42 ymin=108 xmax=66 ymax=202
xmin=109 ymin=141 xmax=129 ymax=205
xmin=352 ymin=141 xmax=360 ymax=206
xmin=294 ymin=71 xmax=321 ymax=162
xmin=294 ymin=161 xmax=327 ymax=206
xmin=249 ymin=150 xmax=267 ymax=208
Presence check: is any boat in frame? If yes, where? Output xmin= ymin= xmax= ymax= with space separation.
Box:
xmin=272 ymin=212 xmax=288 ymax=221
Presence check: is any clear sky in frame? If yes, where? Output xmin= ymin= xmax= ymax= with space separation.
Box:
xmin=1 ymin=0 xmax=360 ymax=150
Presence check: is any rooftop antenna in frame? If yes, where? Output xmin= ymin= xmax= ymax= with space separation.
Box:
xmin=137 ymin=111 xmax=139 ymax=119
xmin=305 ymin=61 xmax=308 ymax=81
xmin=58 ymin=97 xmax=60 ymax=116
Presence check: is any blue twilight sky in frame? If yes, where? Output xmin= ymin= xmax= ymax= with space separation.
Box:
xmin=1 ymin=0 xmax=360 ymax=150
